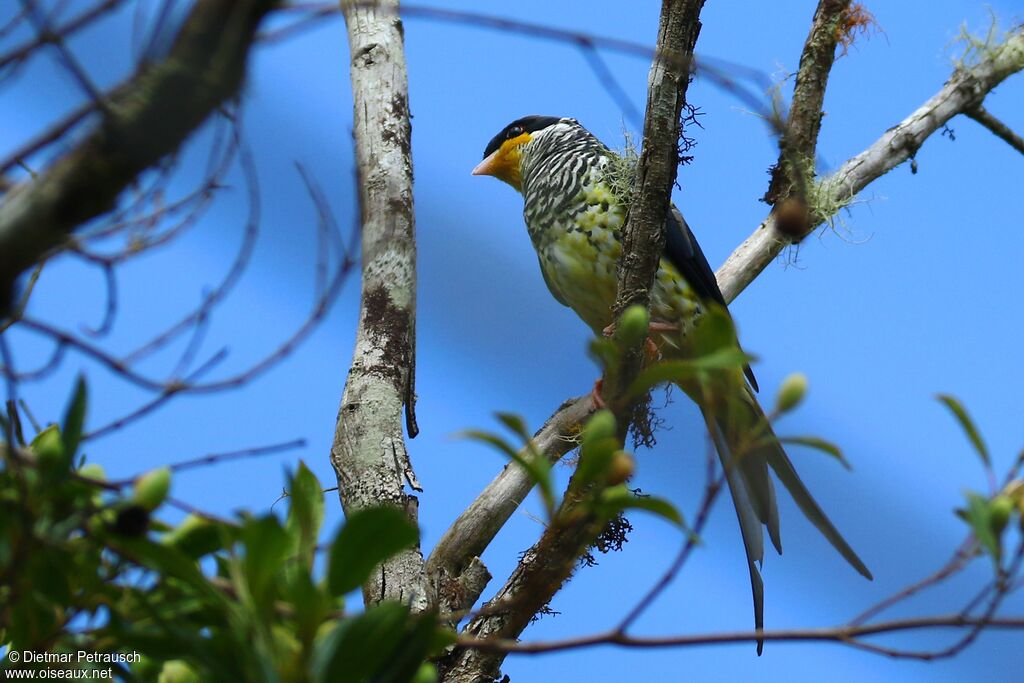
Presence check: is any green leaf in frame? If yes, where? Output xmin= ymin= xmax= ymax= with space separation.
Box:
xmin=779 ymin=436 xmax=851 ymax=470
xmin=962 ymin=491 xmax=1001 ymax=566
xmin=691 ymin=306 xmax=738 ymax=357
xmin=598 ymin=485 xmax=686 ymax=528
xmin=30 ymin=424 xmax=64 ymax=461
xmin=284 ymin=566 xmax=329 ymax=648
xmin=61 ymin=376 xmax=87 ymax=461
xmin=327 ymin=507 xmax=418 ymax=597
xmin=495 ymin=412 xmax=531 ymax=440
xmin=241 ymin=515 xmax=291 ymax=604
xmin=286 ymin=461 xmax=325 ymax=566
xmin=108 ymin=535 xmax=224 ymax=604
xmin=312 ymin=602 xmax=438 ymax=683
xmin=461 ymin=429 xmax=556 ymax=517
xmin=937 ymin=394 xmax=990 ymax=467
xmin=574 ymin=411 xmax=620 ymax=490
xmin=162 ymin=514 xmax=228 ymax=559
xmin=629 ymin=349 xmax=750 ymax=394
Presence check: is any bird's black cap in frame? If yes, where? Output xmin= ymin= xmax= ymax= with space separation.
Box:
xmin=482 ymin=115 xmax=562 ymax=158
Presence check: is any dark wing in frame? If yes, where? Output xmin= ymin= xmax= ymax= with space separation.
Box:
xmin=664 ymin=206 xmax=759 ymax=391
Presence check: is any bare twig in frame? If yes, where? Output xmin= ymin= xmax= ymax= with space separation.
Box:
xmin=106 ymin=438 xmax=306 ymax=487
xmin=454 ymin=614 xmax=1024 ymax=656
xmin=616 ymin=442 xmax=725 ymax=632
xmin=966 ymin=105 xmax=1024 ymax=155
xmin=850 ymin=537 xmax=977 ymax=626
xmin=0 ymin=0 xmax=126 ymax=72
xmin=0 ymin=0 xmax=281 ymax=314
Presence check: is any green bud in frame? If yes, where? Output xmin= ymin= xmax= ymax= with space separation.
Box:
xmin=616 ymin=305 xmax=650 ymax=347
xmin=776 ymin=373 xmax=809 ymax=413
xmin=77 ymin=463 xmax=107 ymax=481
xmin=158 ymin=660 xmax=199 ymax=683
xmin=583 ymin=410 xmax=617 ymax=445
xmin=990 ymin=495 xmax=1014 ymax=534
xmin=411 ymin=663 xmax=439 ymax=683
xmin=133 ymin=467 xmax=171 ymax=511
xmin=606 ymin=450 xmax=635 ymax=485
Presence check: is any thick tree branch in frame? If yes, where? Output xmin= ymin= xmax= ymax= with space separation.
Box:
xmin=427 ymin=395 xmax=594 ymax=618
xmin=438 ymin=4 xmax=705 ymax=681
xmin=717 ymin=26 xmax=1024 ymax=303
xmin=329 ymin=0 xmax=426 ymax=609
xmin=0 ymin=0 xmax=280 ymax=315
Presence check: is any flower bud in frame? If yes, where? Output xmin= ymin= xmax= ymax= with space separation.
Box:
xmin=776 ymin=373 xmax=809 ymax=413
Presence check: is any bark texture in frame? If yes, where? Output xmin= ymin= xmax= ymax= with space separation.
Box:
xmin=330 ymin=0 xmax=426 ymax=609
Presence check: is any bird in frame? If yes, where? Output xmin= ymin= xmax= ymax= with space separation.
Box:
xmin=472 ymin=115 xmax=872 ymax=650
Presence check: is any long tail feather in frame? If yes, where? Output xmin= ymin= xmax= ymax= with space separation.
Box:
xmin=701 ymin=386 xmax=873 ymax=652
xmin=709 ymin=418 xmax=766 ymax=654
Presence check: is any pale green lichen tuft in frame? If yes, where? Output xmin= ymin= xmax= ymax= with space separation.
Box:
xmin=807 ymin=169 xmax=859 ymax=234
xmin=606 ymin=130 xmax=640 ymax=206
xmin=950 ymin=10 xmax=1023 ymax=70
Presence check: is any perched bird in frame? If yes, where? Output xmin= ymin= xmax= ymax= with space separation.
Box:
xmin=473 ymin=115 xmax=872 ymax=648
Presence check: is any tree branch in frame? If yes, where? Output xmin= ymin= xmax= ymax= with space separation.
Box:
xmin=426 ymin=395 xmax=594 ymax=618
xmin=604 ymin=0 xmax=705 ymax=413
xmin=717 ymin=25 xmax=1024 ymax=303
xmin=0 ymin=0 xmax=280 ymax=315
xmin=764 ymin=0 xmax=850 ymax=207
xmin=966 ymin=104 xmax=1024 ymax=156
xmin=329 ymin=0 xmax=425 ymax=610
xmin=453 ymin=614 xmax=1024 ymax=656
xmin=438 ymin=4 xmax=706 ymax=681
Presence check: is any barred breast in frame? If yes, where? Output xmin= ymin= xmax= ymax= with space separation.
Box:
xmin=527 ymin=160 xmax=701 ymax=338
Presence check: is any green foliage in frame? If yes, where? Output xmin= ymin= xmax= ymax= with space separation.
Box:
xmin=328 ymin=507 xmax=418 ymax=597
xmin=778 ymin=436 xmax=851 ymax=470
xmin=628 ymin=306 xmax=752 ymax=397
xmin=461 ymin=415 xmax=557 ymax=517
xmin=943 ymin=392 xmax=1024 ymax=571
xmin=596 ymin=485 xmax=686 ymax=529
xmin=961 ymin=491 xmax=1004 ymax=567
xmin=937 ymin=394 xmax=990 ymax=467
xmin=1 ymin=380 xmax=450 ymax=681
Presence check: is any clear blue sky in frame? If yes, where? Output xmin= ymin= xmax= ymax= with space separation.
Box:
xmin=3 ymin=1 xmax=1024 ymax=681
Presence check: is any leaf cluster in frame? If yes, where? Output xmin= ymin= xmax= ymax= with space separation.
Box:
xmin=1 ymin=381 xmax=452 ymax=682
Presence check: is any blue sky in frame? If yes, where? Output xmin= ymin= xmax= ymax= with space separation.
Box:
xmin=3 ymin=1 xmax=1024 ymax=681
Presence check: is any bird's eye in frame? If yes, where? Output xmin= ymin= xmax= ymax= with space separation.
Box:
xmin=506 ymin=125 xmax=524 ymax=139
